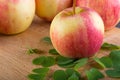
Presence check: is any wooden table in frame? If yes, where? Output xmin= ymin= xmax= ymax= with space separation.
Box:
xmin=0 ymin=16 xmax=120 ymax=80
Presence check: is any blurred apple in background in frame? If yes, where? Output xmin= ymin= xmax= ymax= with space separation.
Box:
xmin=0 ymin=0 xmax=35 ymax=35
xmin=35 ymin=0 xmax=72 ymax=21
xmin=50 ymin=7 xmax=104 ymax=58
xmin=76 ymin=0 xmax=120 ymax=30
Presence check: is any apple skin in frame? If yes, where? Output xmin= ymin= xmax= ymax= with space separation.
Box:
xmin=35 ymin=0 xmax=72 ymax=21
xmin=50 ymin=7 xmax=104 ymax=58
xmin=0 ymin=0 xmax=35 ymax=35
xmin=76 ymin=0 xmax=120 ymax=30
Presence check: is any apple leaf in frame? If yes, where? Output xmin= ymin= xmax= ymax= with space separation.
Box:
xmin=66 ymin=68 xmax=81 ymax=78
xmin=53 ymin=70 xmax=68 ymax=80
xmin=109 ymin=50 xmax=120 ymax=70
xmin=74 ymin=58 xmax=88 ymax=70
xmin=68 ymin=73 xmax=79 ymax=80
xmin=27 ymin=48 xmax=43 ymax=54
xmin=86 ymin=68 xmax=104 ymax=80
xmin=32 ymin=67 xmax=49 ymax=74
xmin=53 ymin=69 xmax=81 ymax=80
xmin=101 ymin=42 xmax=120 ymax=50
xmin=56 ymin=56 xmax=76 ymax=68
xmin=56 ymin=56 xmax=75 ymax=65
xmin=93 ymin=57 xmax=106 ymax=68
xmin=106 ymin=69 xmax=120 ymax=78
xmin=28 ymin=74 xmax=45 ymax=80
xmin=49 ymin=49 xmax=59 ymax=55
xmin=32 ymin=56 xmax=45 ymax=65
xmin=28 ymin=67 xmax=49 ymax=80
xmin=58 ymin=62 xmax=76 ymax=68
xmin=33 ymin=56 xmax=55 ymax=67
xmin=41 ymin=56 xmax=55 ymax=67
xmin=99 ymin=56 xmax=113 ymax=68
xmin=41 ymin=37 xmax=52 ymax=44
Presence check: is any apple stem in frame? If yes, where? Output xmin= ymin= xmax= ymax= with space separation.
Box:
xmin=73 ymin=0 xmax=76 ymax=15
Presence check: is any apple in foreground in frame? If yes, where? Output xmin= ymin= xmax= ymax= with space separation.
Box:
xmin=35 ymin=0 xmax=72 ymax=21
xmin=50 ymin=7 xmax=104 ymax=58
xmin=0 ymin=0 xmax=35 ymax=35
xmin=76 ymin=0 xmax=120 ymax=30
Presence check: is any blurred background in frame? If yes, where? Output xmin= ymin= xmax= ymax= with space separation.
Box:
xmin=116 ymin=22 xmax=120 ymax=28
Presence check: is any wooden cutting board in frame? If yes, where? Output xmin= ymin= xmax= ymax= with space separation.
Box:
xmin=0 ymin=16 xmax=120 ymax=80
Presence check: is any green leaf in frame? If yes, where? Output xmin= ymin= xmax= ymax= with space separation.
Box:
xmin=74 ymin=58 xmax=88 ymax=70
xmin=41 ymin=37 xmax=52 ymax=44
xmin=53 ymin=70 xmax=68 ymax=80
xmin=74 ymin=58 xmax=88 ymax=64
xmin=32 ymin=56 xmax=55 ymax=67
xmin=68 ymin=73 xmax=79 ymax=80
xmin=56 ymin=56 xmax=75 ymax=65
xmin=65 ymin=68 xmax=81 ymax=78
xmin=49 ymin=49 xmax=59 ymax=55
xmin=100 ymin=56 xmax=113 ymax=68
xmin=101 ymin=42 xmax=120 ymax=50
xmin=109 ymin=50 xmax=120 ymax=70
xmin=106 ymin=69 xmax=120 ymax=78
xmin=27 ymin=48 xmax=42 ymax=54
xmin=41 ymin=56 xmax=55 ymax=67
xmin=32 ymin=67 xmax=49 ymax=74
xmin=86 ymin=68 xmax=104 ymax=80
xmin=93 ymin=57 xmax=106 ymax=68
xmin=28 ymin=68 xmax=49 ymax=80
xmin=32 ymin=56 xmax=45 ymax=65
xmin=56 ymin=56 xmax=75 ymax=68
xmin=28 ymin=74 xmax=45 ymax=80
xmin=58 ymin=62 xmax=75 ymax=68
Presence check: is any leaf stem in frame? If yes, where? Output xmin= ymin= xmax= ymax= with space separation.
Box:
xmin=73 ymin=0 xmax=76 ymax=15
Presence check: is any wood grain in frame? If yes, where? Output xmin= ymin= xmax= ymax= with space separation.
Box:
xmin=0 ymin=16 xmax=120 ymax=80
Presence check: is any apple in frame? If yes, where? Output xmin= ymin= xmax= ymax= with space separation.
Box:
xmin=50 ymin=7 xmax=104 ymax=58
xmin=76 ymin=0 xmax=120 ymax=30
xmin=0 ymin=0 xmax=35 ymax=35
xmin=35 ymin=0 xmax=73 ymax=21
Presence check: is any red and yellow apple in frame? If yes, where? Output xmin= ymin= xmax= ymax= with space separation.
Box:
xmin=76 ymin=0 xmax=120 ymax=30
xmin=50 ymin=7 xmax=104 ymax=58
xmin=0 ymin=0 xmax=35 ymax=35
xmin=35 ymin=0 xmax=72 ymax=21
